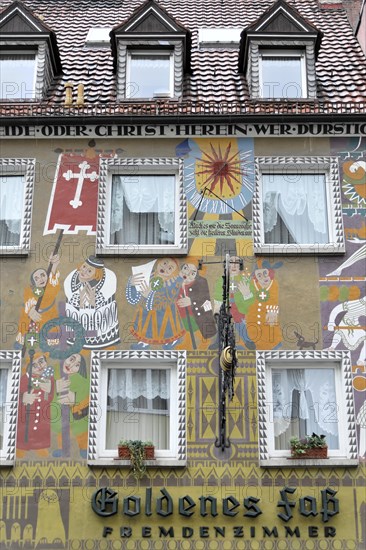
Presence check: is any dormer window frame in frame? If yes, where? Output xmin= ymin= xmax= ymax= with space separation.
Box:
xmin=125 ymin=48 xmax=175 ymax=99
xmin=0 ymin=2 xmax=62 ymax=102
xmin=110 ymin=0 xmax=191 ymax=102
xmin=248 ymin=40 xmax=317 ymax=100
xmin=258 ymin=47 xmax=307 ymax=100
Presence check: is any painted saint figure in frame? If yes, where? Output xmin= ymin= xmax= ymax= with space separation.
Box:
xmin=176 ymin=262 xmax=216 ymax=348
xmin=126 ymin=258 xmax=185 ymax=349
xmin=16 ymin=254 xmax=61 ymax=346
xmin=17 ymin=353 xmax=55 ymax=457
xmin=64 ymin=256 xmax=120 ymax=349
xmin=52 ymin=352 xmax=89 ymax=458
xmin=245 ymin=260 xmax=283 ymax=350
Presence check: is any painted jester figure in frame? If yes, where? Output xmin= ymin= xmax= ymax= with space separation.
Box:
xmin=126 ymin=258 xmax=185 ymax=349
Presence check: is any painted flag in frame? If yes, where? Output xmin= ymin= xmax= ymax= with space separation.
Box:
xmin=44 ymin=154 xmax=100 ymax=234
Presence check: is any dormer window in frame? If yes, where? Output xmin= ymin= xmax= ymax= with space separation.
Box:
xmin=259 ymin=49 xmax=306 ymax=99
xmin=126 ymin=50 xmax=174 ymax=98
xmin=239 ymin=0 xmax=322 ymax=100
xmin=0 ymin=51 xmax=37 ymax=99
xmin=110 ymin=0 xmax=191 ymax=101
xmin=0 ymin=2 xmax=62 ymax=101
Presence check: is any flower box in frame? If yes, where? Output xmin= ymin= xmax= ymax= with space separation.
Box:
xmin=118 ymin=445 xmax=155 ymax=460
xmin=290 ymin=446 xmax=328 ymax=459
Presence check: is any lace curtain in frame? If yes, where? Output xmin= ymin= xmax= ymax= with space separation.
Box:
xmin=272 ymin=367 xmax=339 ymax=450
xmin=0 ymin=175 xmax=23 ymax=246
xmin=262 ymin=174 xmax=328 ymax=245
xmin=110 ymin=175 xmax=175 ymax=245
xmin=0 ymin=369 xmax=7 ymax=446
xmin=106 ymin=368 xmax=170 ymax=449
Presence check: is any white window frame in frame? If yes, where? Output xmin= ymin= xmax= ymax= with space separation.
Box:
xmin=0 ymin=49 xmax=37 ymax=100
xmin=0 ymin=158 xmax=35 ymax=256
xmin=96 ymin=157 xmax=187 ymax=256
xmin=0 ymin=351 xmax=21 ymax=466
xmin=256 ymin=350 xmax=358 ymax=467
xmin=88 ymin=350 xmax=187 ymax=467
xmin=252 ymin=156 xmax=345 ymax=254
xmin=126 ymin=49 xmax=174 ymax=99
xmin=259 ymin=48 xmax=307 ymax=99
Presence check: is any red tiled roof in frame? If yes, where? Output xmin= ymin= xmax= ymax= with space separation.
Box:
xmin=0 ymin=0 xmax=365 ymax=111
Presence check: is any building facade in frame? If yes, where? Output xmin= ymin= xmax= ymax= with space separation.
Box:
xmin=0 ymin=0 xmax=365 ymax=548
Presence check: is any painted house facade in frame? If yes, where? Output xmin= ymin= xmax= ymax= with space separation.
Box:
xmin=0 ymin=0 xmax=365 ymax=548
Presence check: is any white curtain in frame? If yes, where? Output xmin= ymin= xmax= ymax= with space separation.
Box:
xmin=262 ymin=174 xmax=328 ymax=245
xmin=261 ymin=56 xmax=302 ymax=98
xmin=110 ymin=175 xmax=175 ymax=245
xmin=0 ymin=369 xmax=8 ymax=448
xmin=0 ymin=175 xmax=23 ymax=246
xmin=272 ymin=368 xmax=339 ymax=450
xmin=106 ymin=368 xmax=170 ymax=450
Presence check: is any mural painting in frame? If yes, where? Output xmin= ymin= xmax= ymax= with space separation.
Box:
xmin=320 ymin=138 xmax=366 ymax=459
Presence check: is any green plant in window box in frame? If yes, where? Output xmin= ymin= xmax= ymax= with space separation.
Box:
xmin=289 ymin=433 xmax=328 ymax=459
xmin=117 ymin=440 xmax=155 ymax=479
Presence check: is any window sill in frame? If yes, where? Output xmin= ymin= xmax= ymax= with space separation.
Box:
xmin=88 ymin=458 xmax=186 ymax=468
xmin=254 ymin=244 xmax=345 ymax=255
xmin=0 ymin=459 xmax=15 ymax=467
xmin=0 ymin=248 xmax=29 ymax=256
xmin=96 ymin=245 xmax=188 ymax=256
xmin=259 ymin=458 xmax=359 ymax=468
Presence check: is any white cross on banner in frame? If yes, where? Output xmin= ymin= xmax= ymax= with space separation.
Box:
xmin=44 ymin=154 xmax=100 ymax=234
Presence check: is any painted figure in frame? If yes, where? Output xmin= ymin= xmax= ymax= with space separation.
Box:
xmin=17 ymin=353 xmax=55 ymax=457
xmin=64 ymin=255 xmax=120 ymax=349
xmin=325 ymin=296 xmax=366 ymax=366
xmin=126 ymin=258 xmax=185 ymax=349
xmin=52 ymin=352 xmax=89 ymax=458
xmin=245 ymin=260 xmax=283 ymax=350
xmin=176 ymin=262 xmax=216 ymax=348
xmin=213 ymin=256 xmax=256 ymax=349
xmin=16 ymin=254 xmax=61 ymax=346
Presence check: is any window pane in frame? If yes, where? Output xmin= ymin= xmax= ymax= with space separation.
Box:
xmin=128 ymin=54 xmax=171 ymax=98
xmin=271 ymin=367 xmax=339 ymax=451
xmin=0 ymin=368 xmax=8 ymax=451
xmin=261 ymin=56 xmax=303 ymax=98
xmin=0 ymin=175 xmax=24 ymax=246
xmin=106 ymin=368 xmax=170 ymax=450
xmin=0 ymin=54 xmax=36 ymax=99
xmin=110 ymin=174 xmax=175 ymax=245
xmin=262 ymin=173 xmax=329 ymax=245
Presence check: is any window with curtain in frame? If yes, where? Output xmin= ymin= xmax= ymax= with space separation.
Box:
xmin=127 ymin=52 xmax=172 ymax=98
xmin=262 ymin=172 xmax=329 ymax=245
xmin=110 ymin=174 xmax=175 ymax=246
xmin=260 ymin=50 xmax=305 ymax=98
xmin=0 ymin=175 xmax=25 ymax=247
xmin=0 ymin=53 xmax=36 ymax=99
xmin=106 ymin=367 xmax=170 ymax=450
xmin=271 ymin=367 xmax=339 ymax=452
xmin=0 ymin=367 xmax=8 ymax=451
xmin=256 ymin=350 xmax=358 ymax=465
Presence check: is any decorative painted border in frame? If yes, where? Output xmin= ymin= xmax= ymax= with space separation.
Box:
xmin=88 ymin=350 xmax=187 ymax=464
xmin=96 ymin=157 xmax=187 ymax=255
xmin=248 ymin=40 xmax=317 ymax=99
xmin=256 ymin=350 xmax=358 ymax=465
xmin=253 ymin=156 xmax=345 ymax=254
xmin=0 ymin=350 xmax=21 ymax=465
xmin=0 ymin=158 xmax=35 ymax=255
xmin=116 ymin=40 xmax=184 ymax=100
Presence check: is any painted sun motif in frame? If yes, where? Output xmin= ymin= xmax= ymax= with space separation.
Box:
xmin=195 ymin=142 xmax=242 ymax=199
